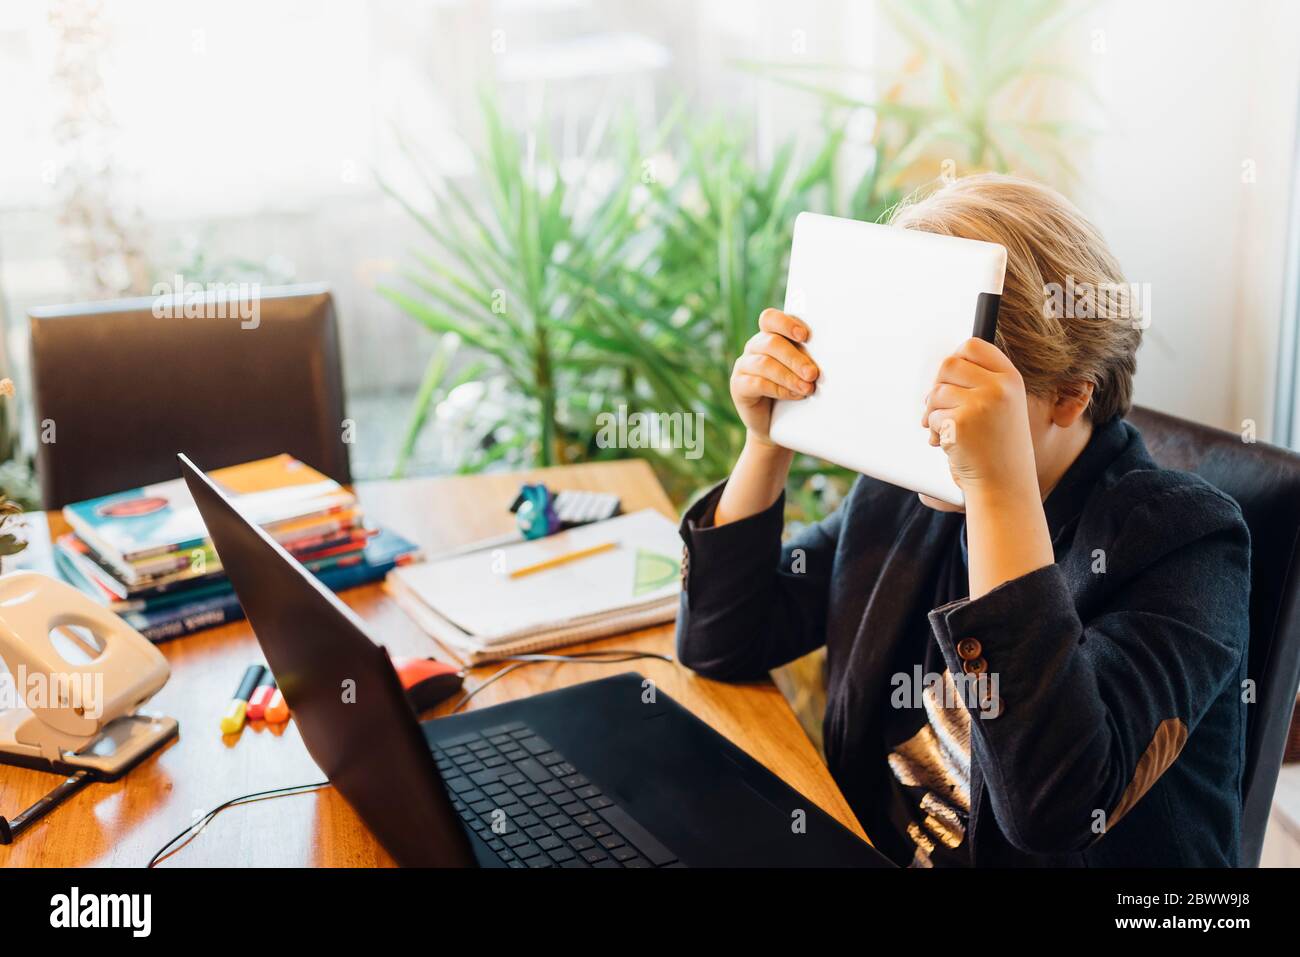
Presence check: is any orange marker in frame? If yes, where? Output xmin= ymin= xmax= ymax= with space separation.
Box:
xmin=264 ymin=688 xmax=290 ymax=724
xmin=246 ymin=671 xmax=277 ymax=721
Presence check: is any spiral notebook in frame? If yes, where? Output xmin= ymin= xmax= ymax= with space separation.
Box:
xmin=385 ymin=509 xmax=682 ymax=664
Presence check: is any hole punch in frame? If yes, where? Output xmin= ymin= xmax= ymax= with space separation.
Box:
xmin=0 ymin=572 xmax=179 ymax=844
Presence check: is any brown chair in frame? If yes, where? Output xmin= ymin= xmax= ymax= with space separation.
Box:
xmin=1127 ymin=405 xmax=1300 ymax=866
xmin=29 ymin=283 xmax=351 ymax=509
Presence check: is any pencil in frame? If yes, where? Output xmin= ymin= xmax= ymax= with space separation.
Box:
xmin=509 ymin=541 xmax=618 ymax=579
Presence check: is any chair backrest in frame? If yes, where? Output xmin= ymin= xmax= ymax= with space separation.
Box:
xmin=1127 ymin=405 xmax=1300 ymax=866
xmin=29 ymin=283 xmax=351 ymax=509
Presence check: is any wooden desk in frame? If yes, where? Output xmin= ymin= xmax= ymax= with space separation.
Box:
xmin=0 ymin=460 xmax=863 ymax=866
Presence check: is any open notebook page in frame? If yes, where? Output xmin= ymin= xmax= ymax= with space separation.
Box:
xmin=387 ymin=509 xmax=681 ymax=644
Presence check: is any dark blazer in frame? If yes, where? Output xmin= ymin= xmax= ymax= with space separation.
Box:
xmin=676 ymin=417 xmax=1252 ymax=866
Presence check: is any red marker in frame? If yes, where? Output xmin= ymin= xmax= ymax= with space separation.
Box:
xmin=246 ymin=671 xmax=277 ymax=721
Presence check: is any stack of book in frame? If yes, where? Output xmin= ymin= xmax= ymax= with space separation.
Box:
xmin=55 ymin=454 xmax=420 ymax=642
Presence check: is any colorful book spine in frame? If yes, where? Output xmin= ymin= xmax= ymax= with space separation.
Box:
xmin=121 ymin=530 xmax=419 ymax=643
xmin=61 ymin=453 xmax=358 ymax=572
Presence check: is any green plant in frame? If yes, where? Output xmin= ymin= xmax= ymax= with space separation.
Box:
xmin=747 ymin=0 xmax=1094 ymax=193
xmin=0 ymin=497 xmax=28 ymax=560
xmin=378 ymin=95 xmax=662 ymax=471
xmin=381 ymin=1 xmax=1093 ymax=518
xmin=388 ymin=332 xmax=474 ymax=478
xmin=0 ymin=377 xmax=38 ymax=511
xmin=564 ymin=120 xmax=860 ymax=513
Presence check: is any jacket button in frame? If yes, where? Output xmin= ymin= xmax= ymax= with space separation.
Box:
xmin=956 ymin=638 xmax=982 ymax=661
xmin=961 ymin=656 xmax=987 ymax=676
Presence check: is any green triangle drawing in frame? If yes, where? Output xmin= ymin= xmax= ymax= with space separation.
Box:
xmin=634 ymin=549 xmax=680 ymax=596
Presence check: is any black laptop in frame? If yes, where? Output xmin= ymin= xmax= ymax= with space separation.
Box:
xmin=180 ymin=454 xmax=889 ymax=868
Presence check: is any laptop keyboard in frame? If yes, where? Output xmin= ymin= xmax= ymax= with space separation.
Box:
xmin=433 ymin=720 xmax=681 ymax=868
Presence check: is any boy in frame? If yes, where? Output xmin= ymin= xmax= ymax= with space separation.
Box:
xmin=676 ymin=173 xmax=1251 ymax=867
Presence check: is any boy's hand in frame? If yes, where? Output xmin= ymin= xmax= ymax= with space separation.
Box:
xmin=730 ymin=308 xmax=819 ymax=446
xmin=715 ymin=308 xmax=814 ymax=525
xmin=921 ymin=337 xmax=1038 ymax=500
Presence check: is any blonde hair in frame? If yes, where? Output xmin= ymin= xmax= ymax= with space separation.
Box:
xmin=890 ymin=173 xmax=1141 ymax=423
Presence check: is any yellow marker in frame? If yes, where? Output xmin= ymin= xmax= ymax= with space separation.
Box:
xmin=221 ymin=665 xmax=265 ymax=735
xmin=509 ymin=541 xmax=618 ymax=579
xmin=220 ymin=700 xmax=248 ymax=736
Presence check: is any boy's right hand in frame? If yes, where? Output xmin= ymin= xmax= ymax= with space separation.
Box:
xmin=730 ymin=308 xmax=819 ymax=446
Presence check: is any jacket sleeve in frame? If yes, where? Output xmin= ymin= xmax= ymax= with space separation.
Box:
xmin=928 ymin=481 xmax=1251 ymax=854
xmin=675 ymin=480 xmax=843 ymax=681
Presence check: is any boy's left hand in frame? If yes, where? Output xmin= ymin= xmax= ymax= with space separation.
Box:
xmin=921 ymin=337 xmax=1039 ymax=500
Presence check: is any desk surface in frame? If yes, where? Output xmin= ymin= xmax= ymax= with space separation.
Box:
xmin=0 ymin=459 xmax=864 ymax=866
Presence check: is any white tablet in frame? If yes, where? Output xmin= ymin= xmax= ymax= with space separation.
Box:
xmin=768 ymin=212 xmax=1007 ymax=506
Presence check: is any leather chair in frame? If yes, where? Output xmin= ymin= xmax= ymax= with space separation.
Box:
xmin=1127 ymin=405 xmax=1300 ymax=866
xmin=29 ymin=283 xmax=351 ymax=508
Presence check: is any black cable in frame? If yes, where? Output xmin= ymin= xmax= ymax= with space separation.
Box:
xmin=449 ymin=648 xmax=674 ymax=713
xmin=146 ymin=780 xmax=330 ymax=868
xmin=147 ymin=649 xmax=673 ymax=865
